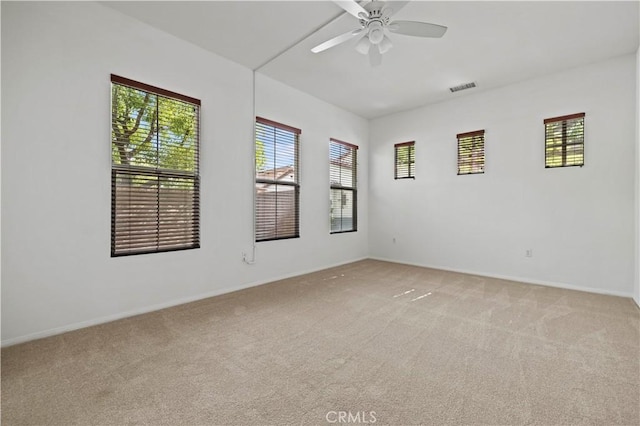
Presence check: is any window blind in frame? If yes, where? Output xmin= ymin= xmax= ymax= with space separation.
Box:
xmin=330 ymin=139 xmax=358 ymax=233
xmin=544 ymin=113 xmax=585 ymax=168
xmin=111 ymin=74 xmax=200 ymax=256
xmin=394 ymin=141 xmax=415 ymax=179
xmin=457 ymin=130 xmax=485 ymax=175
xmin=255 ymin=117 xmax=301 ymax=242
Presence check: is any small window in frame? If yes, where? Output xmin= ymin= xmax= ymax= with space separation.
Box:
xmin=457 ymin=130 xmax=485 ymax=175
xmin=255 ymin=117 xmax=301 ymax=242
xmin=330 ymin=139 xmax=358 ymax=233
xmin=544 ymin=113 xmax=585 ymax=168
xmin=395 ymin=141 xmax=415 ymax=179
xmin=111 ymin=75 xmax=200 ymax=257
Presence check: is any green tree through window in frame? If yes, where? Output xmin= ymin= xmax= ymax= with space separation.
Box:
xmin=395 ymin=141 xmax=415 ymax=179
xmin=111 ymin=75 xmax=200 ymax=256
xmin=544 ymin=113 xmax=585 ymax=168
xmin=457 ymin=130 xmax=485 ymax=175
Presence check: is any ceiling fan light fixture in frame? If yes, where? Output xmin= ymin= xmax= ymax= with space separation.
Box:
xmin=368 ymin=21 xmax=384 ymax=44
xmin=378 ymin=35 xmax=393 ymax=54
xmin=355 ymin=36 xmax=371 ymax=54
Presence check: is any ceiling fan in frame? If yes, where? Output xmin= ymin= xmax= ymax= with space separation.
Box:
xmin=311 ymin=0 xmax=447 ymax=66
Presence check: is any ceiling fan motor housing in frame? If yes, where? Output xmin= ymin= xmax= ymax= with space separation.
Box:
xmin=360 ymin=1 xmax=391 ymax=45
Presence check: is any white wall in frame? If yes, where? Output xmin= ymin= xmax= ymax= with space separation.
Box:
xmin=369 ymin=54 xmax=637 ymax=297
xmin=1 ymin=2 xmax=368 ymax=345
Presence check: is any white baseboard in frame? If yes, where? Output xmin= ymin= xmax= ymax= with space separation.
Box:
xmin=1 ymin=256 xmax=368 ymax=348
xmin=367 ymin=256 xmax=633 ymax=299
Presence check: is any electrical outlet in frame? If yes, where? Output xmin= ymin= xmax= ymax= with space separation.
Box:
xmin=525 ymin=249 xmax=533 ymax=258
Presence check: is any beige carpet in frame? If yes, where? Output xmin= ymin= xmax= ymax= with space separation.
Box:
xmin=2 ymin=259 xmax=639 ymax=425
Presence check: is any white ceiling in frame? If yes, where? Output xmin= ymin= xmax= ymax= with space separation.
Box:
xmin=104 ymin=1 xmax=639 ymax=119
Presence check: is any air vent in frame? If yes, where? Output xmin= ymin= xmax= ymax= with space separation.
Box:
xmin=449 ymin=82 xmax=476 ymax=93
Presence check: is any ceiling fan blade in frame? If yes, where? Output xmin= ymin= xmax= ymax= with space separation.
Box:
xmin=388 ymin=20 xmax=447 ymax=38
xmin=333 ymin=0 xmax=369 ymax=19
xmin=369 ymin=45 xmax=382 ymax=66
xmin=311 ymin=28 xmax=364 ymax=53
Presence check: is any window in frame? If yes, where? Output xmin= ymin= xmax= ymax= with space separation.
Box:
xmin=544 ymin=113 xmax=585 ymax=168
xmin=457 ymin=130 xmax=485 ymax=175
xmin=395 ymin=141 xmax=415 ymax=179
xmin=255 ymin=117 xmax=301 ymax=241
xmin=111 ymin=74 xmax=200 ymax=256
xmin=330 ymin=139 xmax=358 ymax=233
